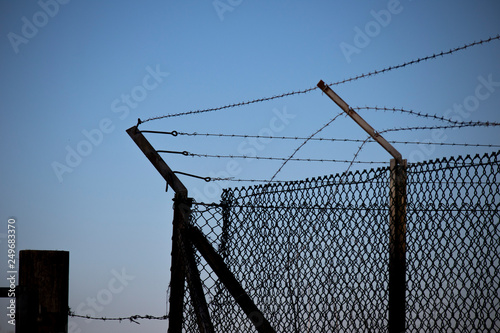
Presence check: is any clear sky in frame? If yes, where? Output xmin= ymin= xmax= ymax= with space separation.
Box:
xmin=1 ymin=1 xmax=499 ymax=332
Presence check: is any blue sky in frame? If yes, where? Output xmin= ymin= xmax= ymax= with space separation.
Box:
xmin=1 ymin=1 xmax=499 ymax=332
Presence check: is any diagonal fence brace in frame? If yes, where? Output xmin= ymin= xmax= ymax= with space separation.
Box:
xmin=187 ymin=225 xmax=277 ymax=333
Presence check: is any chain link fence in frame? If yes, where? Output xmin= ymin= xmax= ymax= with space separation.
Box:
xmin=182 ymin=150 xmax=500 ymax=332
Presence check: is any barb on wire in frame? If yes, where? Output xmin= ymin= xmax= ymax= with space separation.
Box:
xmin=139 ymin=35 xmax=499 ymax=123
xmin=270 ymin=112 xmax=344 ymax=181
xmin=143 ymin=129 xmax=500 ymax=148
xmin=68 ymin=309 xmax=168 ymax=324
xmin=157 ymin=150 xmax=385 ymax=164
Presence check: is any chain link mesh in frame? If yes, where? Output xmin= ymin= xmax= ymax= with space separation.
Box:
xmin=406 ymin=152 xmax=500 ymax=331
xmin=181 ymin=150 xmax=500 ymax=332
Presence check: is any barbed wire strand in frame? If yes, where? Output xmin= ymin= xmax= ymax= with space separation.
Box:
xmin=354 ymin=106 xmax=499 ymax=125
xmin=68 ymin=310 xmax=168 ymax=324
xmin=210 ymin=177 xmax=287 ymax=183
xmin=157 ymin=122 xmax=498 ymax=184
xmin=157 ymin=150 xmax=385 ymax=164
xmin=142 ymin=130 xmax=500 ymax=148
xmin=343 ymin=121 xmax=500 ymax=173
xmin=381 ymin=122 xmax=500 ymax=134
xmin=270 ymin=112 xmax=344 ymax=181
xmin=344 ymin=136 xmax=372 ymax=175
xmin=139 ymin=35 xmax=500 ymax=123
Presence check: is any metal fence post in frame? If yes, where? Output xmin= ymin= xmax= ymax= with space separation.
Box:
xmin=219 ymin=191 xmax=233 ymax=260
xmin=317 ymin=81 xmax=408 ymax=330
xmin=389 ymin=159 xmax=407 ymax=333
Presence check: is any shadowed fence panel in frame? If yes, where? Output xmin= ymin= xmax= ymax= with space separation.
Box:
xmin=183 ymin=150 xmax=499 ymax=332
xmin=406 ymin=153 xmax=500 ymax=331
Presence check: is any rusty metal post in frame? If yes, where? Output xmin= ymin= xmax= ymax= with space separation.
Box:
xmin=316 ymin=82 xmax=407 ymax=331
xmin=389 ymin=159 xmax=407 ymax=333
xmin=317 ymin=80 xmax=403 ymax=164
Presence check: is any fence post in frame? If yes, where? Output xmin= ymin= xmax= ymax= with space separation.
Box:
xmin=316 ymin=81 xmax=407 ymax=330
xmin=389 ymin=159 xmax=407 ymax=333
xmin=16 ymin=250 xmax=69 ymax=333
xmin=219 ymin=191 xmax=233 ymax=259
xmin=168 ymin=193 xmax=188 ymax=333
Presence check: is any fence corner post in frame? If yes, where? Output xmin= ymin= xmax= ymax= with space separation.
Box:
xmin=389 ymin=159 xmax=407 ymax=333
xmin=168 ymin=193 xmax=190 ymax=333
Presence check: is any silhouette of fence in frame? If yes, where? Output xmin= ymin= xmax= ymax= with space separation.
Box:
xmin=182 ymin=150 xmax=500 ymax=332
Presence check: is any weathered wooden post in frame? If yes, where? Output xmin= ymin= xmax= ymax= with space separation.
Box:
xmin=16 ymin=250 xmax=69 ymax=333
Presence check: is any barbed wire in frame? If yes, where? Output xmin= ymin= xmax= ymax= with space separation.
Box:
xmin=139 ymin=35 xmax=499 ymax=124
xmin=328 ymin=34 xmax=499 ymax=87
xmin=380 ymin=121 xmax=500 ymax=134
xmin=343 ymin=121 xmax=500 ymax=170
xmin=210 ymin=177 xmax=288 ymax=183
xmin=353 ymin=106 xmax=489 ymax=124
xmin=142 ymin=130 xmax=500 ymax=148
xmin=68 ymin=309 xmax=168 ymax=324
xmin=270 ymin=112 xmax=344 ymax=181
xmin=157 ymin=150 xmax=386 ymax=164
xmin=345 ymin=136 xmax=372 ymax=175
xmin=156 ymin=120 xmax=498 ymax=185
xmin=139 ymin=86 xmax=316 ymax=123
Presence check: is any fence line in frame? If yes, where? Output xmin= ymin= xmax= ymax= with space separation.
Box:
xmin=183 ymin=150 xmax=500 ymax=332
xmin=68 ymin=310 xmax=169 ymax=324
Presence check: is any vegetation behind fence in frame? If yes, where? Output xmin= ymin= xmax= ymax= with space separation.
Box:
xmin=183 ymin=150 xmax=500 ymax=332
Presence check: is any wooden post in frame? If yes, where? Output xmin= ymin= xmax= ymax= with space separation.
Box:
xmin=389 ymin=159 xmax=407 ymax=333
xmin=16 ymin=250 xmax=69 ymax=333
xmin=168 ymin=194 xmax=188 ymax=333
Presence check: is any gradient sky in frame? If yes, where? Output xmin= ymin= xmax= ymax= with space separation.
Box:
xmin=1 ymin=1 xmax=499 ymax=332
